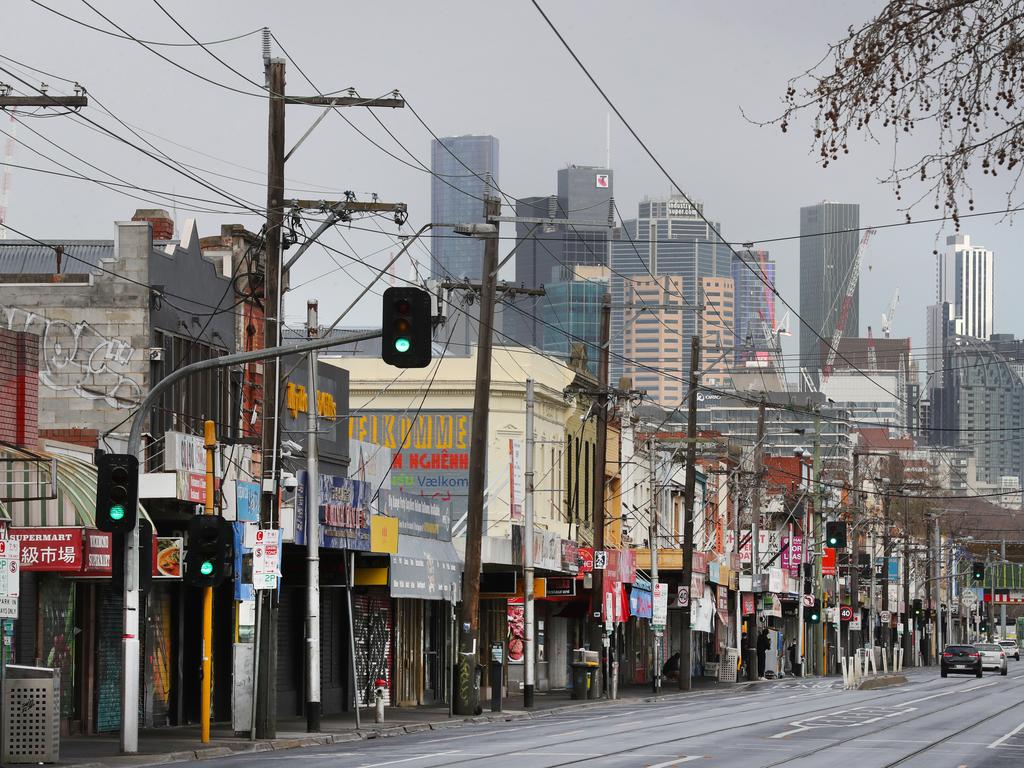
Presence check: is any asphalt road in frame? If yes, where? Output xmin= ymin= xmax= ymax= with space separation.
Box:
xmin=202 ymin=666 xmax=1024 ymax=768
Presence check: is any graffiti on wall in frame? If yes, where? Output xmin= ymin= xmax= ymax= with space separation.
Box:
xmin=1 ymin=303 xmax=142 ymax=408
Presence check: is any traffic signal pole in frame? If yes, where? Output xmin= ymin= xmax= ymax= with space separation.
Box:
xmin=202 ymin=420 xmax=216 ymax=743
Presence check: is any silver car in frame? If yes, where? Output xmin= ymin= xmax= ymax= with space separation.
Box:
xmin=975 ymin=643 xmax=1009 ymax=675
xmin=998 ymin=640 xmax=1020 ymax=661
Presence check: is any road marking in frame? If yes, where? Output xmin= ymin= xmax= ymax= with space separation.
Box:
xmin=988 ymin=719 xmax=1024 ymax=749
xmin=426 ymin=724 xmax=543 ymax=742
xmin=898 ymin=680 xmax=997 ymax=706
xmin=646 ymin=757 xmax=703 ymax=768
xmin=354 ymin=751 xmax=460 ymax=768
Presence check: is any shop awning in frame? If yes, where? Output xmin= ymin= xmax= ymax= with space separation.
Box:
xmin=0 ymin=444 xmax=150 ymax=527
xmin=389 ymin=536 xmax=462 ymax=601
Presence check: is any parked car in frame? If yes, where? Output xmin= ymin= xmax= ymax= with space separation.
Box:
xmin=975 ymin=643 xmax=1009 ymax=675
xmin=941 ymin=644 xmax=982 ymax=677
xmin=998 ymin=639 xmax=1020 ymax=661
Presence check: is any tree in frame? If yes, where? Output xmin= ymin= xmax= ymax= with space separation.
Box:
xmin=776 ymin=0 xmax=1024 ymax=226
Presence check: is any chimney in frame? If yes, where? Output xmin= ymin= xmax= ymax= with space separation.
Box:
xmin=132 ymin=208 xmax=174 ymax=240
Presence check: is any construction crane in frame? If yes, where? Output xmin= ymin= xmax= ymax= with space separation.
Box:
xmin=866 ymin=325 xmax=878 ymax=373
xmin=881 ymin=288 xmax=900 ymax=338
xmin=821 ymin=227 xmax=877 ymax=382
xmin=758 ymin=309 xmax=790 ymax=380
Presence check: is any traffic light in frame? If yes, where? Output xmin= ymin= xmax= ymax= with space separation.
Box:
xmin=804 ymin=598 xmax=821 ymax=623
xmin=184 ymin=515 xmax=232 ymax=587
xmin=95 ymin=453 xmax=138 ymax=533
xmin=381 ymin=286 xmax=432 ymax=368
xmin=825 ymin=521 xmax=847 ymax=549
xmin=913 ymin=598 xmax=923 ymax=618
xmin=972 ymin=561 xmax=986 ymax=581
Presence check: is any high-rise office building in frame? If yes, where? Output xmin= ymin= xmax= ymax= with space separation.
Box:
xmin=938 ymin=233 xmax=993 ymax=341
xmin=610 ymin=195 xmax=733 ymax=404
xmin=430 ymin=135 xmax=499 ymax=281
xmin=732 ymin=250 xmax=776 ymax=365
xmin=542 ymin=265 xmax=609 ymax=376
xmin=512 ymin=165 xmax=613 ymax=348
xmin=798 ymin=201 xmax=861 ymax=386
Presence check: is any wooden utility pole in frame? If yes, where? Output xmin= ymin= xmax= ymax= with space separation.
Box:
xmin=745 ymin=400 xmax=765 ymax=681
xmin=590 ymin=296 xmax=611 ymax=698
xmin=253 ymin=57 xmax=405 ymax=738
xmin=454 ymin=196 xmax=502 ymax=716
xmin=678 ymin=335 xmax=700 ymax=691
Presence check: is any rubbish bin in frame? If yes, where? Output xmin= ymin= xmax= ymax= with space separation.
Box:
xmin=586 ymin=663 xmax=600 ymax=699
xmin=570 ymin=663 xmax=591 ymax=700
xmin=3 ymin=665 xmax=60 ymax=764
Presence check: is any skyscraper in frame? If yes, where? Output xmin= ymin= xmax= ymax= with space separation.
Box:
xmin=610 ymin=194 xmax=733 ymax=404
xmin=430 ymin=135 xmax=499 ymax=281
xmin=731 ymin=250 xmax=777 ymax=364
xmin=798 ymin=201 xmax=861 ymax=386
xmin=938 ymin=233 xmax=993 ymax=341
xmin=512 ymin=165 xmax=613 ymax=348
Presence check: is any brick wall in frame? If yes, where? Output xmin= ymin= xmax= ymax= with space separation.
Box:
xmin=38 ymin=428 xmax=99 ymax=448
xmin=0 ymin=328 xmax=40 ymax=447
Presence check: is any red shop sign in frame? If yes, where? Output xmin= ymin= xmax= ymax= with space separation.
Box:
xmin=10 ymin=527 xmax=83 ymax=572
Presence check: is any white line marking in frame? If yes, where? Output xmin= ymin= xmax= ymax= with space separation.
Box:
xmin=989 ymin=719 xmax=1024 ymax=749
xmin=354 ymin=751 xmax=459 ymax=768
xmin=425 ymin=724 xmax=543 ymax=742
xmin=646 ymin=757 xmax=703 ymax=768
xmin=770 ymin=726 xmax=810 ymax=739
xmin=899 ymin=680 xmax=997 ymax=706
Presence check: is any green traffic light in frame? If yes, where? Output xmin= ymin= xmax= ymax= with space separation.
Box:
xmin=394 ymin=337 xmax=411 ymax=353
xmin=199 ymin=560 xmax=214 ymax=576
xmin=109 ymin=504 xmax=126 ymax=521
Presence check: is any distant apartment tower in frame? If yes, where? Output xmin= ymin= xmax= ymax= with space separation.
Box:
xmin=939 ymin=233 xmax=993 ymax=341
xmin=732 ymin=250 xmax=776 ymax=364
xmin=512 ymin=165 xmax=613 ymax=348
xmin=430 ymin=135 xmax=499 ymax=281
xmin=798 ymin=201 xmax=861 ymax=386
xmin=610 ymin=195 xmax=733 ymax=404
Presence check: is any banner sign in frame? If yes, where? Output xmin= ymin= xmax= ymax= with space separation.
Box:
xmin=508 ymin=439 xmax=524 ymax=523
xmin=380 ymin=489 xmax=451 ymax=540
xmin=295 ymin=470 xmax=371 ymax=550
xmin=234 ymin=481 xmax=261 ymax=523
xmin=821 ymin=547 xmax=837 ymax=576
xmin=781 ymin=535 xmax=803 ymax=576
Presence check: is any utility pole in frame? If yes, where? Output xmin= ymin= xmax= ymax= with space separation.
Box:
xmin=255 ymin=57 xmax=285 ymax=740
xmin=988 ymin=552 xmax=996 ymax=642
xmin=902 ymin=495 xmax=912 ymax=666
xmin=253 ymin=55 xmax=404 ymax=738
xmin=849 ymin=452 xmax=860 ymax=655
xmin=809 ymin=407 xmax=822 ymax=676
xmin=746 ymin=400 xmax=765 ymax=681
xmin=678 ymin=335 xmax=700 ymax=691
xmin=201 ymin=420 xmax=216 ymax=743
xmin=731 ymin=468 xmax=744 ymax=666
xmin=590 ymin=296 xmax=611 ymax=699
xmin=454 ymin=196 xmax=502 ymax=716
xmin=523 ymin=379 xmax=536 ymax=709
xmin=305 ymin=301 xmax=321 ymax=732
xmin=1000 ymin=539 xmax=1006 ymax=639
xmin=882 ymin=453 xmax=896 ymax=661
xmin=649 ymin=439 xmax=660 ymax=695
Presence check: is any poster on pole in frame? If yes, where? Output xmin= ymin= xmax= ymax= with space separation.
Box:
xmin=652 ymin=582 xmax=668 ymax=628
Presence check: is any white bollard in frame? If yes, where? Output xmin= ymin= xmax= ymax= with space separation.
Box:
xmin=849 ymin=656 xmax=857 ymax=685
xmin=882 ymin=649 xmax=889 ymax=674
xmin=840 ymin=656 xmax=848 ymax=688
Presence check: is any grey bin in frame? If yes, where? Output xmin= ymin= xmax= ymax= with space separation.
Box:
xmin=3 ymin=665 xmax=60 ymax=764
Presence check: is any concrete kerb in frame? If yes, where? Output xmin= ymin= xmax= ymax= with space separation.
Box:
xmin=855 ymin=673 xmax=908 ymax=690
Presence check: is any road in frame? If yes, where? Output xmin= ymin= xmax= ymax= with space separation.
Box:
xmin=203 ymin=665 xmax=1024 ymax=768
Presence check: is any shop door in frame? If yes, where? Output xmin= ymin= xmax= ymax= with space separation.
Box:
xmin=395 ymin=599 xmax=422 ymax=706
xmin=423 ymin=601 xmax=447 ymax=704
xmin=548 ymin=616 xmax=569 ymax=688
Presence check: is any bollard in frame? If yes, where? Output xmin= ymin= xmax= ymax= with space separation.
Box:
xmin=374 ymin=683 xmax=386 ymax=724
xmin=610 ymin=661 xmax=619 ymax=700
xmin=840 ymin=656 xmax=848 ymax=688
xmin=882 ymin=649 xmax=889 ymax=674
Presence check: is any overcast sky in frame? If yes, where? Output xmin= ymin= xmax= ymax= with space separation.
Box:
xmin=4 ymin=0 xmax=1021 ymax=368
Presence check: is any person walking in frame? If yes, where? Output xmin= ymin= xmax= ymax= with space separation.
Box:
xmin=756 ymin=628 xmax=771 ymax=680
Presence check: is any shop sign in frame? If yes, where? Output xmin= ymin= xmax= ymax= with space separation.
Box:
xmin=691 ymin=571 xmax=705 ymax=594
xmin=11 ymin=527 xmax=82 ymax=571
xmin=594 ymin=550 xmax=607 ymax=570
xmin=601 ymin=578 xmax=628 ymax=623
xmin=176 ymin=471 xmax=206 ymax=504
xmin=380 ymin=489 xmax=450 ymax=540
xmin=348 ymin=411 xmax=471 ymax=519
xmin=577 ymin=547 xmax=594 ymax=574
xmin=370 ymin=515 xmax=399 ymax=554
xmin=630 ymin=584 xmax=652 ymax=618
xmin=692 ymin=550 xmax=708 ymax=574
xmin=768 ymin=568 xmax=784 ymax=594
xmin=545 ymin=577 xmax=576 ymax=597
xmin=708 ymin=560 xmax=721 ymax=584
xmin=252 ymin=529 xmax=280 ymax=590
xmin=560 ymin=539 xmax=579 ymax=575
xmin=717 ymin=585 xmax=729 ymax=613
xmin=295 ymin=471 xmax=371 ymax=550
xmin=781 ymin=535 xmax=803 ymax=576
xmin=163 ymin=430 xmax=206 ymax=473
xmin=507 ymin=598 xmax=525 ymax=663
xmin=234 ymin=481 xmax=261 ymax=523
xmin=82 ymin=530 xmax=113 ymax=575
xmin=652 ymin=583 xmax=668 ymax=627
xmin=155 ymin=537 xmax=183 ymax=579
xmin=821 ymin=547 xmax=837 ymax=576
xmin=742 ymin=592 xmax=756 ymax=616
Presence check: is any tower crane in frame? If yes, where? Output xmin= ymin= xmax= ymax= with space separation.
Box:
xmin=821 ymin=228 xmax=877 ymax=382
xmin=881 ymin=288 xmax=900 ymax=338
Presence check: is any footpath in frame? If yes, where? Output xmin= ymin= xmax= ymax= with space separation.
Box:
xmin=57 ymin=677 xmax=795 ymax=768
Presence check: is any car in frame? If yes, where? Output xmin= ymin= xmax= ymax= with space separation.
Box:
xmin=975 ymin=643 xmax=1009 ymax=675
xmin=941 ymin=644 xmax=983 ymax=677
xmin=998 ymin=639 xmax=1020 ymax=661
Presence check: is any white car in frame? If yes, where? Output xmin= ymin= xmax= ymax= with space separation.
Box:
xmin=998 ymin=639 xmax=1020 ymax=661
xmin=975 ymin=643 xmax=1009 ymax=675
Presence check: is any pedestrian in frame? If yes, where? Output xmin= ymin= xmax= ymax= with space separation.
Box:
xmin=788 ymin=641 xmax=798 ymax=676
xmin=757 ymin=628 xmax=770 ymax=679
xmin=662 ymin=651 xmax=681 ymax=681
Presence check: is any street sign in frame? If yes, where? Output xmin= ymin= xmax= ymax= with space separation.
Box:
xmin=653 ymin=582 xmax=668 ymax=627
xmin=676 ymin=585 xmax=690 ymax=608
xmin=0 ymin=539 xmax=20 ymax=618
xmin=963 ymin=590 xmax=979 ymax=607
xmin=840 ymin=605 xmax=854 ymax=622
xmin=252 ymin=529 xmax=280 ymax=590
xmin=850 ymin=612 xmax=862 ymax=630
xmin=802 ymin=594 xmax=815 ymax=608
xmin=880 ymin=610 xmax=891 ymax=624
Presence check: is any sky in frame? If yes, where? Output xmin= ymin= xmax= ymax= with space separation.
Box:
xmin=3 ymin=0 xmax=1022 ymax=371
